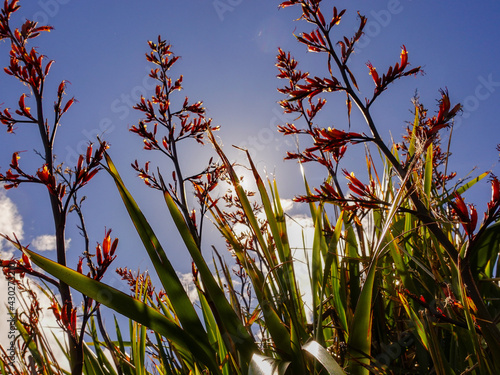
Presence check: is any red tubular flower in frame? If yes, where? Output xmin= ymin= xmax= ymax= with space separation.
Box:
xmin=48 ymin=299 xmax=61 ymax=322
xmin=76 ymin=257 xmax=83 ymax=274
xmin=427 ymin=89 xmax=461 ymax=135
xmin=21 ymin=252 xmax=32 ymax=271
xmin=452 ymin=193 xmax=469 ymax=223
xmin=85 ymin=144 xmax=93 ymax=164
xmin=76 ymin=154 xmax=84 ymax=173
xmin=461 ymin=204 xmax=478 ymax=237
xmin=60 ymin=304 xmax=77 ymax=337
xmin=332 ymin=145 xmax=347 ymax=163
xmin=81 ymin=168 xmax=99 ymax=184
xmin=345 ymin=171 xmax=366 ymax=193
xmin=102 ymin=229 xmax=111 ymax=258
xmin=317 ymin=8 xmax=326 ymax=27
xmin=400 ymin=45 xmax=408 ymax=69
xmin=279 ymin=1 xmax=299 ymax=9
xmin=491 ymin=178 xmax=499 ymax=205
xmin=60 ymin=304 xmax=68 ymax=325
xmin=57 ymin=80 xmax=67 ymax=97
xmin=451 ymin=193 xmax=479 ymax=236
xmin=96 ymin=244 xmax=102 ymax=266
xmin=37 ymin=164 xmax=50 ymax=183
xmin=10 ymin=152 xmax=20 ymax=169
xmin=70 ymin=308 xmax=77 ymax=335
xmin=367 ymin=62 xmax=380 ymax=86
xmin=318 ymin=182 xmax=342 ymax=201
xmin=110 ymin=238 xmax=118 ymax=257
xmin=437 ymin=92 xmax=451 ymax=123
xmin=485 ymin=177 xmax=500 ymax=219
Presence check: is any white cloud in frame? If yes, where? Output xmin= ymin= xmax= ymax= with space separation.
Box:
xmin=0 ymin=189 xmax=22 ymax=362
xmin=0 ymin=188 xmax=24 ymax=256
xmin=280 ymin=198 xmax=294 ymax=212
xmin=176 ymin=271 xmax=200 ymax=304
xmin=18 ymin=280 xmax=70 ymax=372
xmin=285 ymin=214 xmax=315 ymax=322
xmin=31 ymin=234 xmax=71 ymax=252
xmin=0 ymin=189 xmax=70 ymax=371
xmin=0 ymin=189 xmax=24 ymax=364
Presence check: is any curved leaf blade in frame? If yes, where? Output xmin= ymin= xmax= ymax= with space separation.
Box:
xmin=23 ymin=249 xmax=220 ymax=374
xmin=303 ymin=341 xmax=346 ymax=375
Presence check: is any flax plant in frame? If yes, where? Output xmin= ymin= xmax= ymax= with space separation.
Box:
xmin=6 ymin=1 xmax=500 ymax=374
xmin=0 ymin=2 xmax=119 ymax=374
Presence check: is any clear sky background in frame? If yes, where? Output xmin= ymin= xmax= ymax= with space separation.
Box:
xmin=1 ymin=0 xmax=500 ymax=356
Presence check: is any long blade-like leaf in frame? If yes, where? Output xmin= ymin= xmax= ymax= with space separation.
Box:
xmin=303 ymin=341 xmax=346 ymax=375
xmin=103 ymin=153 xmax=210 ymax=346
xmin=23 ymin=249 xmax=220 ymax=374
xmin=248 ymin=354 xmax=290 ymax=375
xmin=164 ymin=191 xmax=258 ymax=368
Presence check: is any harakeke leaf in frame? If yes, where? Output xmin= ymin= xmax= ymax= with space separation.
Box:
xmin=23 ymin=248 xmax=221 ymax=374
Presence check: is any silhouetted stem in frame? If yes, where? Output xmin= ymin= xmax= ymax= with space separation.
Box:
xmin=34 ymin=89 xmax=84 ymax=375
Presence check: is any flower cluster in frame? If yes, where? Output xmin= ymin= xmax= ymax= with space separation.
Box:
xmin=450 ymin=178 xmax=500 ymax=241
xmin=0 ymin=1 xmax=74 ymax=134
xmin=116 ymin=267 xmax=155 ymax=300
xmin=424 ymin=89 xmax=461 ymax=138
xmin=0 ymin=141 xmax=108 ymax=201
xmin=130 ymin=37 xmax=221 ymax=198
xmin=77 ymin=229 xmax=118 ymax=282
xmin=1 ymin=251 xmax=32 ymax=279
xmin=294 ymin=170 xmax=385 ymax=215
xmin=130 ymin=36 xmax=225 ymax=248
xmin=49 ymin=298 xmax=78 ymax=338
xmin=0 ymin=1 xmax=54 ymax=96
xmin=130 ymin=36 xmax=218 ymax=155
xmin=366 ymin=46 xmax=421 ymax=105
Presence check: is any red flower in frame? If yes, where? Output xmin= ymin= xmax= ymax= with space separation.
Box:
xmin=367 ymin=62 xmax=380 ymax=87
xmin=451 ymin=193 xmax=477 ymax=236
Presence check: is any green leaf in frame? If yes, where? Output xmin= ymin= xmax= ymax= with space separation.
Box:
xmin=424 ymin=143 xmax=433 ymax=200
xmin=103 ymin=153 xmax=210 ymax=347
xmin=164 ymin=190 xmax=258 ymax=367
xmin=23 ymin=249 xmax=220 ymax=374
xmin=398 ymin=292 xmax=429 ymax=350
xmin=346 ymin=260 xmax=376 ymax=375
xmin=303 ymin=341 xmax=346 ymax=375
xmin=14 ymin=313 xmax=45 ymax=369
xmin=439 ymin=172 xmax=489 ymax=206
xmin=408 ymin=105 xmax=419 ymax=158
xmin=455 ymin=172 xmax=489 ymax=196
xmin=207 ymin=131 xmax=293 ymax=359
xmin=248 ymin=354 xmax=290 ymax=375
xmin=470 ymin=221 xmax=500 ymax=276
xmin=321 ymin=213 xmax=348 ymax=333
xmin=311 ymin=206 xmax=326 ymax=341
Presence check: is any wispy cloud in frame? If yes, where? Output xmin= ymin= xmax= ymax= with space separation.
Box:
xmin=0 ymin=188 xmax=24 ymax=257
xmin=177 ymin=271 xmax=200 ymax=304
xmin=15 ymin=281 xmax=70 ymax=372
xmin=0 ymin=189 xmax=69 ymax=370
xmin=280 ymin=198 xmax=294 ymax=212
xmin=31 ymin=234 xmax=71 ymax=252
xmin=0 ymin=189 xmax=24 ymax=362
xmin=285 ymin=213 xmax=315 ymax=322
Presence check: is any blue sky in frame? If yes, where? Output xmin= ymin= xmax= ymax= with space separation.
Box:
xmin=1 ymin=0 xmax=500 ymax=354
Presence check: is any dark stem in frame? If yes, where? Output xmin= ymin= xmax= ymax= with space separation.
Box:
xmin=34 ymin=89 xmax=83 ymax=375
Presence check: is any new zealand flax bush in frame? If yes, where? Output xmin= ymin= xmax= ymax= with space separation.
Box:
xmin=2 ymin=1 xmax=499 ymax=374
